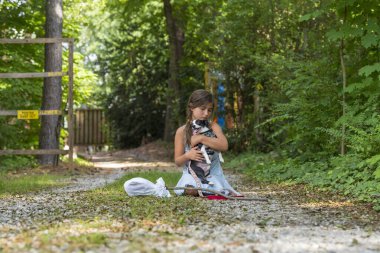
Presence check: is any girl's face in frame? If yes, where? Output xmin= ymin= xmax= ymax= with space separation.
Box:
xmin=191 ymin=103 xmax=213 ymax=120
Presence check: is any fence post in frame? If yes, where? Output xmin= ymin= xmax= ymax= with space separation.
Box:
xmin=68 ymin=39 xmax=74 ymax=162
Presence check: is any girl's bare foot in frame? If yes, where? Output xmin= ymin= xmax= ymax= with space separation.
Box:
xmin=229 ymin=191 xmax=243 ymax=197
xmin=184 ymin=187 xmax=199 ymax=196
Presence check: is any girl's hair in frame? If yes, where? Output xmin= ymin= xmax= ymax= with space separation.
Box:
xmin=184 ymin=89 xmax=213 ymax=146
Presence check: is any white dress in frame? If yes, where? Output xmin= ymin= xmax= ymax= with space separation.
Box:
xmin=174 ymin=145 xmax=240 ymax=196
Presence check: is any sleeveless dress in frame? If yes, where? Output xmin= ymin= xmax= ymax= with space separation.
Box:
xmin=174 ymin=145 xmax=240 ymax=196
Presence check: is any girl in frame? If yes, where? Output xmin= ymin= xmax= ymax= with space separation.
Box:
xmin=174 ymin=89 xmax=240 ymax=196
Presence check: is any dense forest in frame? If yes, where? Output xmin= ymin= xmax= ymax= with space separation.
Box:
xmin=1 ymin=0 xmax=379 ymax=209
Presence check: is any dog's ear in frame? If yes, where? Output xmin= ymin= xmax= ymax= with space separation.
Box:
xmin=191 ymin=119 xmax=209 ymax=128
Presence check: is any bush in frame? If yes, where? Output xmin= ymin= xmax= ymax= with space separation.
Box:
xmin=225 ymin=152 xmax=380 ymax=211
xmin=0 ymin=155 xmax=37 ymax=173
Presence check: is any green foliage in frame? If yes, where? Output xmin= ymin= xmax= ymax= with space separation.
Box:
xmin=0 ymin=156 xmax=38 ymax=172
xmin=226 ymin=152 xmax=380 ymax=211
xmin=0 ymin=1 xmax=45 ymax=148
xmin=0 ymin=45 xmax=44 ymax=150
xmin=83 ymin=0 xmax=169 ymax=147
xmin=270 ymin=57 xmax=341 ymax=155
xmin=359 ymin=63 xmax=380 ymax=78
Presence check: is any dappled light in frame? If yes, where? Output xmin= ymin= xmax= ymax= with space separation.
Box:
xmin=299 ymin=201 xmax=354 ymax=209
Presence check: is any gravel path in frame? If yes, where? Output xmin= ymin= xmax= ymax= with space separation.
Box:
xmin=162 ymin=175 xmax=380 ymax=253
xmin=1 ymin=149 xmax=380 ymax=253
xmin=103 ymin=173 xmax=380 ymax=253
xmin=0 ymin=168 xmax=125 ymax=228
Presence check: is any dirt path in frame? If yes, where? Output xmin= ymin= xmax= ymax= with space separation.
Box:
xmin=1 ymin=144 xmax=380 ymax=252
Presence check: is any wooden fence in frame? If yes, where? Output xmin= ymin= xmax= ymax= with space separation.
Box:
xmin=0 ymin=38 xmax=74 ymax=161
xmin=74 ymin=109 xmax=108 ymax=146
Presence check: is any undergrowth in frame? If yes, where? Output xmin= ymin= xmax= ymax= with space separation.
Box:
xmin=0 ymin=156 xmax=38 ymax=173
xmin=226 ymin=152 xmax=380 ymax=211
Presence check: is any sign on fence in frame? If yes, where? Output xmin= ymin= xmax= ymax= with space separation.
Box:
xmin=17 ymin=110 xmax=39 ymax=119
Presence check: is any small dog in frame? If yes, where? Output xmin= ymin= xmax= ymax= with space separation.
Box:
xmin=188 ymin=120 xmax=224 ymax=185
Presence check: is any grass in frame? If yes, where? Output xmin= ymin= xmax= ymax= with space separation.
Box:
xmin=61 ymin=156 xmax=94 ymax=167
xmin=82 ymin=171 xmax=207 ymax=224
xmin=2 ymin=219 xmax=113 ymax=252
xmin=68 ymin=233 xmax=108 ymax=246
xmin=0 ymin=156 xmax=96 ymax=197
xmin=0 ymin=173 xmax=67 ymax=197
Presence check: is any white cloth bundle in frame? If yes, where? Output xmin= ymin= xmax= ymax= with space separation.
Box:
xmin=123 ymin=177 xmax=171 ymax=198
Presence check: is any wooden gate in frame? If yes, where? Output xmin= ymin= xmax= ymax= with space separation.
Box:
xmin=74 ymin=109 xmax=108 ymax=146
xmin=0 ymin=38 xmax=75 ymax=161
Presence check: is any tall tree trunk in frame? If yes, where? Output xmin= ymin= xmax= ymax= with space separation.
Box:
xmin=340 ymin=5 xmax=347 ymax=155
xmin=340 ymin=39 xmax=346 ymax=155
xmin=253 ymin=86 xmax=263 ymax=146
xmin=268 ymin=0 xmax=276 ymax=51
xmin=225 ymin=76 xmax=235 ymax=129
xmin=39 ymin=0 xmax=63 ymax=165
xmin=163 ymin=0 xmax=184 ymax=142
xmin=237 ymin=87 xmax=244 ymax=128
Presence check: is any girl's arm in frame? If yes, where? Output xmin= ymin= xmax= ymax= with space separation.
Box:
xmin=191 ymin=123 xmax=228 ymax=152
xmin=174 ymin=126 xmax=204 ymax=166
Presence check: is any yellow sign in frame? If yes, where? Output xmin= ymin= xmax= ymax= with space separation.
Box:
xmin=17 ymin=110 xmax=39 ymax=120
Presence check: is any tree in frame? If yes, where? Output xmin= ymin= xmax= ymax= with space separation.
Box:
xmin=39 ymin=0 xmax=63 ymax=165
xmin=162 ymin=0 xmax=184 ymax=141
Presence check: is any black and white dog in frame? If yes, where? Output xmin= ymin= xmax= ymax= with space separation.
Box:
xmin=188 ymin=119 xmax=224 ymax=185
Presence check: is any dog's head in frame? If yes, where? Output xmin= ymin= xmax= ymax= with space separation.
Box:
xmin=191 ymin=119 xmax=209 ymax=130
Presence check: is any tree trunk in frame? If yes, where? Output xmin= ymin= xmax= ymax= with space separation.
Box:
xmin=268 ymin=0 xmax=276 ymax=51
xmin=340 ymin=39 xmax=346 ymax=155
xmin=340 ymin=5 xmax=347 ymax=155
xmin=225 ymin=79 xmax=235 ymax=129
xmin=237 ymin=88 xmax=244 ymax=128
xmin=39 ymin=0 xmax=63 ymax=165
xmin=253 ymin=87 xmax=263 ymax=146
xmin=163 ymin=0 xmax=184 ymax=142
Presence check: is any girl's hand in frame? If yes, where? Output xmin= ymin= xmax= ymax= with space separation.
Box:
xmin=190 ymin=134 xmax=204 ymax=147
xmin=186 ymin=147 xmax=204 ymax=162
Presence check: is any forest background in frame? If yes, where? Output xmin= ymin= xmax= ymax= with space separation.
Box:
xmin=0 ymin=0 xmax=379 ymax=210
